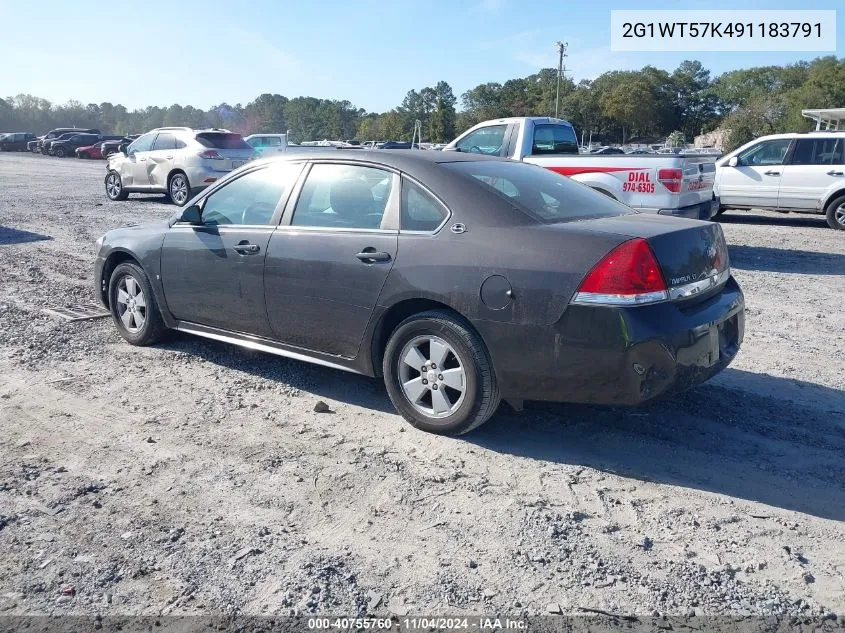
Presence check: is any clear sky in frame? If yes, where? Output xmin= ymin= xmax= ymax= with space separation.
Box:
xmin=0 ymin=0 xmax=841 ymax=112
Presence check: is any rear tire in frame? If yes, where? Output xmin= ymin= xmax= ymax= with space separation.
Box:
xmin=825 ymin=195 xmax=845 ymax=230
xmin=168 ymin=172 xmax=191 ymax=207
xmin=55 ymin=147 xmax=66 ymax=158
xmin=108 ymin=263 xmax=167 ymax=346
xmin=105 ymin=170 xmax=129 ymax=201
xmin=382 ymin=309 xmax=500 ymax=435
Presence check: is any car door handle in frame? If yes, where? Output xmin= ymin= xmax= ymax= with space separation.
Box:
xmin=164 ymin=155 xmax=174 ymax=159
xmin=827 ymin=170 xmax=844 ymax=176
xmin=233 ymin=243 xmax=260 ymax=255
xmin=356 ymin=250 xmax=391 ymax=263
xmin=764 ymin=170 xmax=780 ymax=176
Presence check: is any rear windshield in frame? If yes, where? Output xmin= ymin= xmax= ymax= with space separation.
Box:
xmin=195 ymin=133 xmax=250 ymax=149
xmin=531 ymin=124 xmax=579 ymax=155
xmin=444 ymin=161 xmax=632 ymax=223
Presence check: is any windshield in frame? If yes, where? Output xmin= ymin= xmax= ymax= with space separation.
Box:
xmin=195 ymin=132 xmax=250 ymax=149
xmin=444 ymin=160 xmax=632 ymax=223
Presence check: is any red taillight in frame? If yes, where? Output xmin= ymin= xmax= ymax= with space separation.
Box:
xmin=658 ymin=168 xmax=683 ymax=193
xmin=198 ymin=149 xmax=223 ymax=159
xmin=573 ymin=238 xmax=668 ymax=305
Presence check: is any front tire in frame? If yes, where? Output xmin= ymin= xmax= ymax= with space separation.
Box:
xmin=168 ymin=172 xmax=191 ymax=207
xmin=825 ymin=195 xmax=845 ymax=230
xmin=108 ymin=263 xmax=166 ymax=346
xmin=105 ymin=171 xmax=129 ymax=201
xmin=383 ymin=310 xmax=500 ymax=435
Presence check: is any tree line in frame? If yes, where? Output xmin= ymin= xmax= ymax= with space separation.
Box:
xmin=1 ymin=56 xmax=842 ymax=151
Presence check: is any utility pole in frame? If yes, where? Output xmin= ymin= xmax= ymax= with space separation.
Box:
xmin=554 ymin=41 xmax=568 ymax=119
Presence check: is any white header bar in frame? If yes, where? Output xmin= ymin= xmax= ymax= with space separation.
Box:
xmin=610 ymin=10 xmax=836 ymax=52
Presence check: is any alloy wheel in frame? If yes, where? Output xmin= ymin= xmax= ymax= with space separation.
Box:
xmin=398 ymin=335 xmax=466 ymax=419
xmin=106 ymin=173 xmax=121 ymax=199
xmin=836 ymin=203 xmax=845 ymax=228
xmin=115 ymin=275 xmax=147 ymax=333
xmin=170 ymin=175 xmax=188 ymax=205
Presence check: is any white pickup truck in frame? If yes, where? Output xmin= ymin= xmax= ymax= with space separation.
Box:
xmin=444 ymin=117 xmax=719 ymax=220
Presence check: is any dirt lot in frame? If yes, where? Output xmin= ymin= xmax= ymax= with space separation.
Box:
xmin=0 ymin=152 xmax=843 ymax=620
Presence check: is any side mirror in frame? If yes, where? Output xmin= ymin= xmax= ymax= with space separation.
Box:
xmin=118 ymin=143 xmax=129 ymax=155
xmin=180 ymin=204 xmax=202 ymax=225
xmin=728 ymin=156 xmax=738 ymax=167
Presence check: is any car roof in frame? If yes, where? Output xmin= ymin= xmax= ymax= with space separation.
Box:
xmin=256 ymin=148 xmax=508 ymax=170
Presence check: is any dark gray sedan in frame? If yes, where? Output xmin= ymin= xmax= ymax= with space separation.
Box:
xmin=94 ymin=151 xmax=744 ymax=435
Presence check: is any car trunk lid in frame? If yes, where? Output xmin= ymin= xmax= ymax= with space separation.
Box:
xmin=574 ymin=214 xmax=730 ymax=303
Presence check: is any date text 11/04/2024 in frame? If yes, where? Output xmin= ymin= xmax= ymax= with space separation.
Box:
xmin=622 ymin=22 xmax=822 ymax=38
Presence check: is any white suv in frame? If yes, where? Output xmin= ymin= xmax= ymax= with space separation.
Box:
xmin=714 ymin=132 xmax=845 ymax=229
xmin=104 ymin=128 xmax=256 ymax=206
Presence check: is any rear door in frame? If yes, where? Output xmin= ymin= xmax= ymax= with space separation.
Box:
xmin=147 ymin=132 xmax=177 ymax=189
xmin=778 ymin=137 xmax=845 ymax=210
xmin=717 ymin=138 xmax=792 ymax=207
xmin=264 ymin=162 xmax=399 ymax=358
xmin=160 ymin=161 xmax=304 ymax=336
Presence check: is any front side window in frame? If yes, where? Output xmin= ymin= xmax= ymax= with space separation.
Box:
xmin=455 ymin=125 xmax=507 ymax=156
xmin=292 ymin=164 xmax=392 ymax=229
xmin=789 ymin=138 xmax=843 ymax=165
xmin=152 ymin=133 xmax=177 ymax=151
xmin=264 ymin=136 xmax=282 ymax=147
xmin=128 ymin=133 xmax=155 ymax=153
xmin=200 ymin=162 xmax=303 ymax=226
xmin=444 ymin=161 xmax=632 ymax=223
xmin=738 ymin=139 xmax=791 ymax=166
xmin=401 ymin=179 xmax=448 ymax=232
xmin=531 ymin=124 xmax=579 ymax=155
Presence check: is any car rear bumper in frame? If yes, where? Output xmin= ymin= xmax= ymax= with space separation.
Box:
xmin=479 ymin=276 xmax=744 ymax=405
xmin=659 ymin=197 xmax=719 ymax=220
xmin=637 ymin=198 xmax=719 ymax=221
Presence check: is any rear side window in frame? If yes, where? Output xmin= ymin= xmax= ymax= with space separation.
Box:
xmin=444 ymin=161 xmax=632 ymax=223
xmin=153 ymin=133 xmax=177 ymax=151
xmin=292 ymin=164 xmax=393 ymax=230
xmin=531 ymin=124 xmax=579 ymax=155
xmin=401 ymin=179 xmax=448 ymax=232
xmin=195 ymin=133 xmax=251 ymax=149
xmin=789 ymin=138 xmax=843 ymax=165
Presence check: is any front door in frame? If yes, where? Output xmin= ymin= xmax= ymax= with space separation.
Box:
xmin=264 ymin=162 xmax=399 ymax=358
xmin=160 ymin=161 xmax=304 ymax=337
xmin=718 ymin=138 xmax=792 ymax=208
xmin=123 ymin=132 xmax=157 ymax=188
xmin=778 ymin=137 xmax=845 ymax=210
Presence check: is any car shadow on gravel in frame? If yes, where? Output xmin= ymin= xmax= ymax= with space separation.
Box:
xmin=156 ymin=335 xmax=845 ymax=519
xmin=0 ymin=226 xmax=52 ymax=245
xmin=718 ymin=213 xmax=829 ymax=229
xmin=729 ymin=245 xmax=845 ymax=275
xmin=469 ymin=369 xmax=845 ymax=521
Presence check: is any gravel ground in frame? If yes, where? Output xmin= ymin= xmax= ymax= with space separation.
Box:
xmin=0 ymin=152 xmax=843 ymax=620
